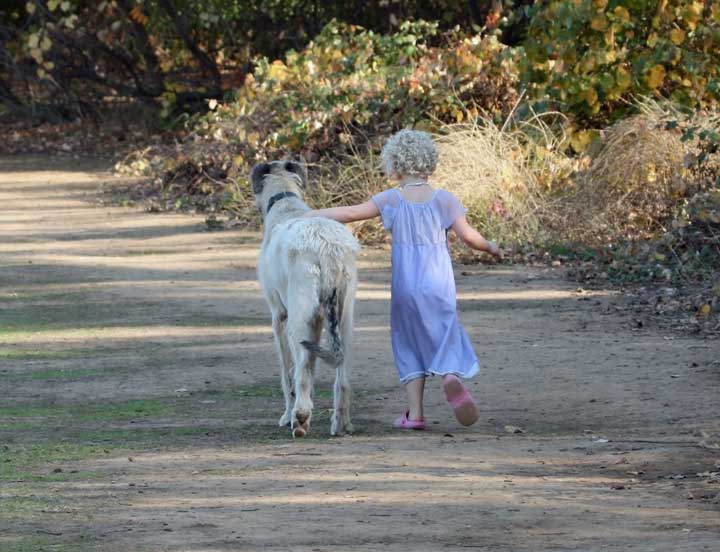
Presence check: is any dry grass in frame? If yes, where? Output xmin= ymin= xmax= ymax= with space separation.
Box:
xmin=433 ymin=113 xmax=573 ymax=246
xmin=308 ymin=141 xmax=389 ymax=243
xmin=567 ymin=100 xmax=686 ymax=245
xmin=271 ymin=100 xmax=712 ymax=258
xmin=308 ymin=114 xmax=574 ymax=247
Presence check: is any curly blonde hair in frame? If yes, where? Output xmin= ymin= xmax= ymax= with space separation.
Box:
xmin=380 ymin=129 xmax=438 ymax=177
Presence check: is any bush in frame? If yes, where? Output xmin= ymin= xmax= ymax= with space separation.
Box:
xmin=117 ymin=20 xmax=520 ymax=217
xmin=199 ymin=20 xmax=519 ymax=161
xmin=568 ymin=110 xmax=686 ymax=244
xmin=522 ymin=0 xmax=720 ymax=126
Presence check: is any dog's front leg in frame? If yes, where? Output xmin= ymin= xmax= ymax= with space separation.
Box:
xmin=271 ymin=310 xmax=293 ymax=427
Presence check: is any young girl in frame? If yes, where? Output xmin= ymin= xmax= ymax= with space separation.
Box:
xmin=304 ymin=129 xmax=501 ymax=429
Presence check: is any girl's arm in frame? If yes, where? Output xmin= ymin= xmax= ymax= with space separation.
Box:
xmin=451 ymin=216 xmax=501 ymax=257
xmin=304 ymin=199 xmax=380 ymax=223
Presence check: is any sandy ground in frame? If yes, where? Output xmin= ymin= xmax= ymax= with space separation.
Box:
xmin=0 ymin=155 xmax=718 ymax=552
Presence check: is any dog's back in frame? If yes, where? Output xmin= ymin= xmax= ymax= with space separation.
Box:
xmin=259 ymin=216 xmax=359 ymax=309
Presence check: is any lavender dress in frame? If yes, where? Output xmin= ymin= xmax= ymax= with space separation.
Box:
xmin=372 ymin=188 xmax=480 ymax=384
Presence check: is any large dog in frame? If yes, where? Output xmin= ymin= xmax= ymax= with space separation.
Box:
xmin=251 ymin=160 xmax=360 ymax=437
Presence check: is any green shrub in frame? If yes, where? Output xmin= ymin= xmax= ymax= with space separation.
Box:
xmin=198 ymin=19 xmax=519 ymax=163
xmin=522 ymin=0 xmax=720 ymax=129
xmin=117 ymin=20 xmax=520 ymax=216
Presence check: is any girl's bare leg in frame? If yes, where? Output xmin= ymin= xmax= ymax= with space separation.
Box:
xmin=406 ymin=377 xmax=426 ymax=420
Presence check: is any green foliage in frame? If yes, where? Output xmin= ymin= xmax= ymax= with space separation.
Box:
xmin=163 ymin=20 xmax=517 ymax=174
xmin=522 ymin=0 xmax=720 ymax=127
xmin=119 ymin=19 xmax=519 ymax=218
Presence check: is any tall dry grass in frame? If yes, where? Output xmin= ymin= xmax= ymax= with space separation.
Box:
xmin=309 ymin=113 xmax=574 ymax=247
xmin=434 ymin=113 xmax=573 ymax=246
xmin=308 ymin=141 xmax=389 ymax=243
xmin=308 ymin=99 xmax=708 ymax=255
xmin=566 ymin=99 xmax=687 ymax=245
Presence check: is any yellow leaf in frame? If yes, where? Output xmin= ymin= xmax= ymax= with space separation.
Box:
xmin=613 ymin=6 xmax=630 ymax=22
xmin=582 ymin=56 xmax=596 ymax=73
xmin=268 ymin=60 xmax=287 ymax=81
xmin=590 ymin=14 xmax=608 ymax=31
xmin=713 ymin=4 xmax=720 ymax=23
xmin=602 ymin=49 xmax=617 ymax=63
xmin=646 ymin=163 xmax=657 ymax=182
xmin=584 ymin=87 xmax=598 ymax=106
xmin=604 ymin=28 xmax=615 ymax=47
xmin=130 ymin=6 xmax=149 ymax=25
xmin=646 ymin=65 xmax=666 ymax=89
xmin=689 ymin=2 xmax=704 ymax=17
xmin=670 ymin=28 xmax=685 ymax=45
xmin=570 ymin=130 xmax=592 ymax=153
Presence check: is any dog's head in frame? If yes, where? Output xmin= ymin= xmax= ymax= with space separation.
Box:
xmin=250 ymin=160 xmax=307 ymax=217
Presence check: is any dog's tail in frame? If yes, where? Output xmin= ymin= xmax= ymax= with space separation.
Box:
xmin=301 ymin=288 xmax=343 ymax=366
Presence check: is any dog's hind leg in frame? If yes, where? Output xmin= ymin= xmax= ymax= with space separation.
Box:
xmin=286 ymin=309 xmax=322 ymax=438
xmin=271 ymin=309 xmax=294 ymax=427
xmin=332 ymin=279 xmax=356 ymax=436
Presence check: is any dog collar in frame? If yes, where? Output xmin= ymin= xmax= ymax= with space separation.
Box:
xmin=266 ymin=191 xmax=298 ymax=214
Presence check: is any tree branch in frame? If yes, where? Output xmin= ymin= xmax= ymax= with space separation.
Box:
xmin=156 ymin=0 xmax=222 ymax=96
xmin=115 ymin=0 xmax=165 ymax=96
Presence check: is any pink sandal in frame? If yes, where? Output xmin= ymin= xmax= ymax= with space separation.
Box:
xmin=443 ymin=374 xmax=479 ymax=426
xmin=393 ymin=411 xmax=426 ymax=430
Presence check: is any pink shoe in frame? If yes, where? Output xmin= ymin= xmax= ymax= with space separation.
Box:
xmin=393 ymin=411 xmax=426 ymax=430
xmin=443 ymin=374 xmax=479 ymax=427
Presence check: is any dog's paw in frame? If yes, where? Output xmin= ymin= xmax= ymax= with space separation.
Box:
xmin=292 ymin=418 xmax=310 ymax=438
xmin=331 ymin=412 xmax=353 ymax=436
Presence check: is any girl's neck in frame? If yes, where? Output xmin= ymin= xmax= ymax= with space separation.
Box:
xmin=398 ymin=175 xmax=429 ymax=187
xmin=397 ymin=175 xmax=435 ymax=203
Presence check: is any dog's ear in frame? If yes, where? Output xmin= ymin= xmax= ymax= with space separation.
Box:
xmin=250 ymin=163 xmax=271 ymax=195
xmin=283 ymin=160 xmax=307 ymax=188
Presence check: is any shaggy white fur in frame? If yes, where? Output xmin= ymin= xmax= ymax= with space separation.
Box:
xmin=251 ymin=160 xmax=360 ymax=437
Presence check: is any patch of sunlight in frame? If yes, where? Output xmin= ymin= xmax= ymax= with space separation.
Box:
xmin=0 ymin=325 xmax=271 ymax=344
xmin=356 ymin=288 xmax=611 ymax=301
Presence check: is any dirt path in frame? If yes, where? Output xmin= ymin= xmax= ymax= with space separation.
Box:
xmin=1 ymin=156 xmax=718 ymax=552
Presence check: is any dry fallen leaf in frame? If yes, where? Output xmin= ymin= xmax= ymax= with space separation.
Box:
xmin=504 ymin=425 xmax=525 ymax=434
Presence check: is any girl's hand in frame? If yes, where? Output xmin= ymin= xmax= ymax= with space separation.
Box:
xmin=487 ymin=241 xmax=502 ymax=258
